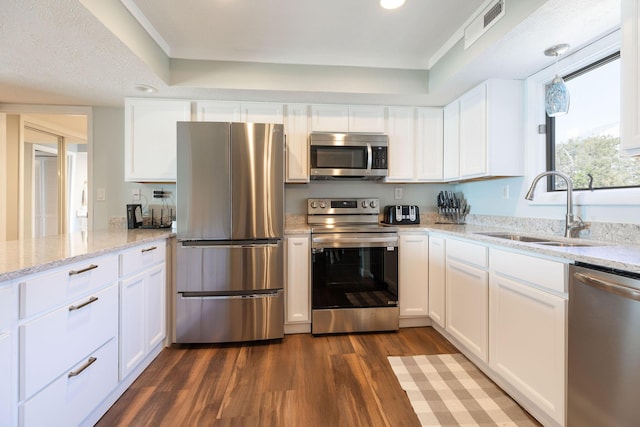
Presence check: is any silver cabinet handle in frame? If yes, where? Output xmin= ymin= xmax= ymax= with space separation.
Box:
xmin=573 ymin=271 xmax=640 ymax=301
xmin=68 ymin=264 xmax=98 ymax=276
xmin=68 ymin=357 xmax=97 ymax=378
xmin=68 ymin=296 xmax=99 ymax=311
xmin=141 ymin=246 xmax=157 ymax=253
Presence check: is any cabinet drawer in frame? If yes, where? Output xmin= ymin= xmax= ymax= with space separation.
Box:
xmin=20 ymin=284 xmax=118 ymax=399
xmin=20 ymin=338 xmax=118 ymax=427
xmin=446 ymin=238 xmax=488 ymax=268
xmin=490 ymin=248 xmax=567 ymax=294
xmin=120 ymin=240 xmax=166 ymax=277
xmin=19 ymin=254 xmax=118 ymax=319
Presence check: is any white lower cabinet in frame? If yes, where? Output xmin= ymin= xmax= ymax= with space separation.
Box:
xmin=17 ymin=254 xmax=119 ymax=427
xmin=20 ymin=339 xmax=118 ymax=427
xmin=119 ymin=241 xmax=166 ymax=380
xmin=427 ymin=236 xmax=445 ymax=327
xmin=489 ymin=248 xmax=567 ymax=426
xmin=398 ymin=233 xmax=429 ymax=318
xmin=285 ymin=235 xmax=310 ymax=332
xmin=445 ymin=238 xmax=489 ymax=362
xmin=0 ymin=282 xmax=17 ymax=427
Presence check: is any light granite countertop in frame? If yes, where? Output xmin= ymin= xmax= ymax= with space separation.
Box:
xmin=285 ymin=217 xmax=640 ymax=275
xmin=0 ymin=229 xmax=174 ymax=281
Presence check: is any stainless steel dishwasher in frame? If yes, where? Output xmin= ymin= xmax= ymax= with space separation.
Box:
xmin=568 ymin=262 xmax=640 ymax=427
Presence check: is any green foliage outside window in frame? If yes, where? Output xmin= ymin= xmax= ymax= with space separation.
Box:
xmin=554 ymin=135 xmax=640 ymax=190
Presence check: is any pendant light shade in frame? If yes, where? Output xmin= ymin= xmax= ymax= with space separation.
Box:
xmin=544 ymin=44 xmax=570 ymax=117
xmin=545 ymin=75 xmax=570 ymax=117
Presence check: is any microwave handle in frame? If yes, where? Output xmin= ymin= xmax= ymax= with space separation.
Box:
xmin=366 ymin=143 xmax=372 ymax=170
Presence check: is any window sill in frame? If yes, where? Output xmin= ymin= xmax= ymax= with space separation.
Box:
xmin=527 ymin=187 xmax=640 ymax=206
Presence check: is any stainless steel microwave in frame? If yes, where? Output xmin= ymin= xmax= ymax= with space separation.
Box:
xmin=309 ymin=132 xmax=388 ymax=179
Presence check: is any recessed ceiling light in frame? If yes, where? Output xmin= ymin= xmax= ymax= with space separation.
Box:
xmin=135 ymin=84 xmax=157 ymax=93
xmin=380 ymin=0 xmax=406 ymax=10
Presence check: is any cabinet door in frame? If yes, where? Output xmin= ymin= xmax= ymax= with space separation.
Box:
xmin=490 ymin=273 xmax=566 ymax=425
xmin=386 ymin=107 xmax=415 ymax=181
xmin=399 ymin=234 xmax=429 ymax=317
xmin=416 ymin=107 xmax=443 ymax=181
xmin=0 ymin=332 xmax=13 ymax=425
xmin=459 ymin=83 xmax=487 ymax=178
xmin=285 ymin=236 xmax=310 ymax=323
xmin=621 ymin=0 xmax=640 ymax=155
xmin=195 ymin=101 xmax=241 ymax=122
xmin=443 ymin=100 xmax=460 ymax=181
xmin=124 ymin=99 xmax=191 ymax=182
xmin=310 ymin=104 xmax=349 ymax=132
xmin=428 ymin=236 xmax=445 ymax=327
xmin=119 ymin=272 xmax=146 ymax=379
xmin=146 ymin=264 xmax=166 ymax=350
xmin=241 ymin=102 xmax=284 ymax=124
xmin=348 ymin=105 xmax=386 ymax=132
xmin=284 ymin=104 xmax=310 ymax=182
xmin=446 ymin=259 xmax=489 ymax=361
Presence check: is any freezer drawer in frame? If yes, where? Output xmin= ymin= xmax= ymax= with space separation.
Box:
xmin=175 ymin=290 xmax=284 ymax=343
xmin=177 ymin=240 xmax=284 ymax=293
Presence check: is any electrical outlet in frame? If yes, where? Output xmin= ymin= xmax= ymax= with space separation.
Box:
xmin=394 ymin=187 xmax=403 ymax=200
xmin=502 ymin=185 xmax=510 ymax=199
xmin=131 ymin=188 xmax=141 ymax=201
xmin=97 ymin=188 xmax=106 ymax=201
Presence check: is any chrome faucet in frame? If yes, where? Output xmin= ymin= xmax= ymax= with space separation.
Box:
xmin=525 ymin=171 xmax=587 ymax=238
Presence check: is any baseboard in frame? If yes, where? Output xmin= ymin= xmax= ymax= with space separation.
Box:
xmin=399 ymin=316 xmax=431 ymax=328
xmin=285 ymin=323 xmax=311 ymax=334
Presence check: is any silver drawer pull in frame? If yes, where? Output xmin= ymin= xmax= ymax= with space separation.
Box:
xmin=68 ymin=357 xmax=97 ymax=378
xmin=141 ymin=246 xmax=158 ymax=253
xmin=68 ymin=296 xmax=99 ymax=311
xmin=68 ymin=264 xmax=98 ymax=276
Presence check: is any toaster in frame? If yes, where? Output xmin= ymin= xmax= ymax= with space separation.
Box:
xmin=383 ymin=205 xmax=420 ymax=225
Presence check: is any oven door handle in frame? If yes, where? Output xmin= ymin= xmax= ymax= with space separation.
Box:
xmin=312 ymin=235 xmax=398 ymax=248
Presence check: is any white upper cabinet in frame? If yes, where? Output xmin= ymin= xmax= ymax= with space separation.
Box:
xmin=195 ymin=101 xmax=241 ymax=122
xmin=445 ymin=79 xmax=524 ymax=181
xmin=240 ymin=102 xmax=284 ymax=124
xmin=386 ymin=107 xmax=416 ymax=181
xmin=386 ymin=107 xmax=444 ymax=182
xmin=416 ymin=107 xmax=444 ymax=181
xmin=621 ymin=0 xmax=640 ymax=155
xmin=124 ymin=99 xmax=192 ymax=182
xmin=195 ymin=101 xmax=283 ymax=123
xmin=310 ymin=104 xmax=349 ymax=132
xmin=443 ymin=100 xmax=460 ymax=180
xmin=310 ymin=104 xmax=385 ymax=133
xmin=284 ymin=104 xmax=310 ymax=183
xmin=348 ymin=105 xmax=386 ymax=132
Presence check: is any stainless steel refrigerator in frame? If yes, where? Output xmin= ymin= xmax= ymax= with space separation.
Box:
xmin=175 ymin=121 xmax=284 ymax=343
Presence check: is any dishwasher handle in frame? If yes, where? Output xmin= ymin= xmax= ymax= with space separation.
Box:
xmin=573 ymin=271 xmax=640 ymax=302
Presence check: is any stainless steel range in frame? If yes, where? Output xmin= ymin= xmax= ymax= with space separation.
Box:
xmin=308 ymin=198 xmax=399 ymax=334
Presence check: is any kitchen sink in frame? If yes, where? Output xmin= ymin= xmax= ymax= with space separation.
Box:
xmin=474 ymin=232 xmax=599 ymax=247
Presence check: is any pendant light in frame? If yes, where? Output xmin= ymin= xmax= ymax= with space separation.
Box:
xmin=544 ymin=44 xmax=570 ymax=117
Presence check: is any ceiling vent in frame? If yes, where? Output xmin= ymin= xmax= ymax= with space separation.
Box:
xmin=464 ymin=0 xmax=505 ymax=49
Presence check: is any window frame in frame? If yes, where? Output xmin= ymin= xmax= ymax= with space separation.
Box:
xmin=524 ymin=29 xmax=640 ymax=208
xmin=545 ymin=51 xmax=627 ymax=192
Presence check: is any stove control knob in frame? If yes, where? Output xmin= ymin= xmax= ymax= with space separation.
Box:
xmin=319 ymin=201 xmax=327 ymax=209
xmin=310 ymin=201 xmax=318 ymax=209
xmin=361 ymin=200 xmax=368 ymax=208
xmin=370 ymin=200 xmax=377 ymax=208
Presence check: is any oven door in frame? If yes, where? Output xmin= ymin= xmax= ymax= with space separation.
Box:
xmin=311 ymin=233 xmax=399 ymax=334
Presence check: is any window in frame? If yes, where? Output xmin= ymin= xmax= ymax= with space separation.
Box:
xmin=546 ymin=52 xmax=640 ymax=191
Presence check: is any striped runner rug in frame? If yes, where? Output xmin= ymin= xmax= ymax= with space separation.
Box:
xmin=388 ymin=353 xmax=538 ymax=427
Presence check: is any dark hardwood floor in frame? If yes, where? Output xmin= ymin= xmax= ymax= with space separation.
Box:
xmin=95 ymin=327 xmax=512 ymax=426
